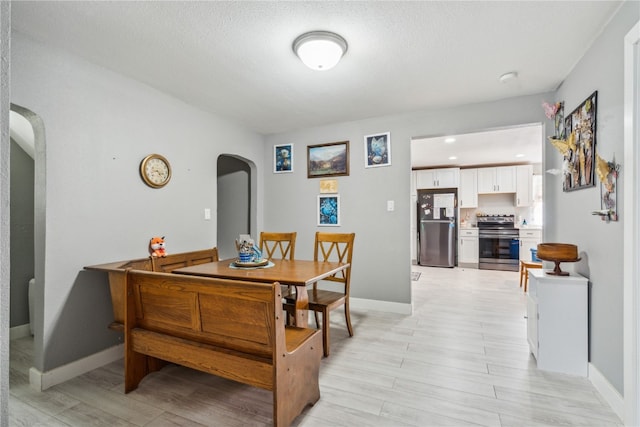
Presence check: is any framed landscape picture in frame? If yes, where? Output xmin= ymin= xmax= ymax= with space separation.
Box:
xmin=274 ymin=143 xmax=293 ymax=173
xmin=307 ymin=141 xmax=349 ymax=178
xmin=364 ymin=132 xmax=391 ymax=168
xmin=317 ymin=195 xmax=340 ymax=226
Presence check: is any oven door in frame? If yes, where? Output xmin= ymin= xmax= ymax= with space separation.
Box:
xmin=478 ymin=229 xmax=520 ymax=271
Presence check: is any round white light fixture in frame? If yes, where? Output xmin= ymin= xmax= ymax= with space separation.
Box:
xmin=444 ymin=137 xmax=456 ymax=143
xmin=293 ymin=31 xmax=348 ymax=71
xmin=499 ymin=71 xmax=518 ymax=83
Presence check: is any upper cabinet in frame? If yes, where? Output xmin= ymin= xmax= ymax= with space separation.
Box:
xmin=515 ymin=164 xmax=533 ymax=207
xmin=477 ymin=166 xmax=516 ymax=194
xmin=416 ymin=167 xmax=460 ymax=189
xmin=459 ymin=169 xmax=478 ymax=208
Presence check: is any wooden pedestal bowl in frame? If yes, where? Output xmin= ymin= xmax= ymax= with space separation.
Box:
xmin=536 ymin=243 xmax=580 ymax=276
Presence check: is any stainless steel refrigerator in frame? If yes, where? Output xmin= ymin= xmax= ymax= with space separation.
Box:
xmin=417 ymin=188 xmax=457 ymax=267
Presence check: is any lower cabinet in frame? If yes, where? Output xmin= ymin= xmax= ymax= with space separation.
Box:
xmin=519 ymin=229 xmax=542 ymax=261
xmin=527 ymin=269 xmax=588 ymax=376
xmin=458 ymin=228 xmax=478 ymax=267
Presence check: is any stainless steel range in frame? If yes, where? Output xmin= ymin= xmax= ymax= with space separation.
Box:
xmin=477 ymin=214 xmax=520 ymax=271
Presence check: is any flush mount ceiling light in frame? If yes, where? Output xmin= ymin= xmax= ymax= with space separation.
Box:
xmin=293 ymin=31 xmax=348 ymax=71
xmin=499 ymin=71 xmax=518 ymax=83
xmin=444 ymin=137 xmax=456 ymax=143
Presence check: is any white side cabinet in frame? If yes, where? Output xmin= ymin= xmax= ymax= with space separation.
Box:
xmin=519 ymin=229 xmax=542 ymax=262
xmin=527 ymin=269 xmax=588 ymax=377
xmin=459 ymin=169 xmax=478 ymax=208
xmin=458 ymin=228 xmax=478 ymax=267
xmin=416 ymin=168 xmax=460 ymax=189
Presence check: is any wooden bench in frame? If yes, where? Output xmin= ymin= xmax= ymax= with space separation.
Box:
xmin=150 ymin=247 xmax=219 ymax=272
xmin=124 ymin=270 xmax=323 ymax=427
xmin=84 ymin=257 xmax=153 ymax=330
xmin=85 ymin=248 xmax=219 ymax=330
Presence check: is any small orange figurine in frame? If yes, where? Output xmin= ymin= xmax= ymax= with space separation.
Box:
xmin=149 ymin=236 xmax=167 ymax=257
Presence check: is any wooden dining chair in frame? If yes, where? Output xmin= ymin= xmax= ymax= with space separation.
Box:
xmin=260 ymin=232 xmax=297 ymax=298
xmin=151 ymin=247 xmax=219 ymax=273
xmin=519 ymin=259 xmax=542 ymax=292
xmin=259 ymin=231 xmax=297 ymax=261
xmin=284 ymin=232 xmax=355 ymax=357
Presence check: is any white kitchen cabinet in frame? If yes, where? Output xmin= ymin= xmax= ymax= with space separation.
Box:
xmin=527 ymin=269 xmax=588 ymax=377
xmin=515 ymin=164 xmax=533 ymax=207
xmin=519 ymin=229 xmax=542 ymax=262
xmin=458 ymin=228 xmax=478 ymax=266
xmin=416 ymin=168 xmax=460 ymax=189
xmin=458 ymin=169 xmax=478 ymax=208
xmin=477 ymin=166 xmax=516 ymax=193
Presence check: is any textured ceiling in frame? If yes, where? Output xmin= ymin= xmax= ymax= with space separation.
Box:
xmin=11 ymin=1 xmax=623 ymax=136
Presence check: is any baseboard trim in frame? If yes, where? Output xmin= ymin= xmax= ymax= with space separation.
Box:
xmin=29 ymin=343 xmax=124 ymax=391
xmin=588 ymin=362 xmax=624 ymax=422
xmin=457 ymin=262 xmax=479 ymax=269
xmin=350 ymin=297 xmax=412 ymax=315
xmin=10 ymin=324 xmax=32 ymax=340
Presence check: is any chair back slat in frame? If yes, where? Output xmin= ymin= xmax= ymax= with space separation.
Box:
xmin=313 ymin=232 xmax=355 ymax=290
xmin=259 ymin=232 xmax=297 ymax=261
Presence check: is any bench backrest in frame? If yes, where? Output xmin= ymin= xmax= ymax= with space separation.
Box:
xmin=150 ymin=247 xmax=219 ymax=273
xmin=119 ymin=257 xmax=153 ymax=271
xmin=125 ymin=270 xmax=282 ymax=359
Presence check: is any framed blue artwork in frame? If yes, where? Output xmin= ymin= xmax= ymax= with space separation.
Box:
xmin=317 ymin=195 xmax=340 ymax=226
xmin=274 ymin=143 xmax=293 ymax=173
xmin=364 ymin=132 xmax=391 ymax=168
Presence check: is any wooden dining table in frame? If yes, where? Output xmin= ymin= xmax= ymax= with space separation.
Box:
xmin=173 ymin=258 xmax=350 ymax=328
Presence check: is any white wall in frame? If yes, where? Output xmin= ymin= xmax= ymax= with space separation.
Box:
xmin=1 ymin=1 xmax=11 ymax=423
xmin=10 ymin=32 xmax=265 ymax=372
xmin=547 ymin=1 xmax=638 ymax=395
xmin=264 ymin=94 xmax=552 ymax=308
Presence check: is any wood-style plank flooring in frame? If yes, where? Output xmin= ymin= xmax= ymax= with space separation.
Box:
xmin=9 ymin=266 xmax=622 ymax=426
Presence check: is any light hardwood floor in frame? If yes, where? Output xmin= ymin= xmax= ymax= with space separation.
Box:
xmin=9 ymin=266 xmax=622 ymax=426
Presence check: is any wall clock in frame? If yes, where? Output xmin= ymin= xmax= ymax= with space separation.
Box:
xmin=140 ymin=154 xmax=171 ymax=188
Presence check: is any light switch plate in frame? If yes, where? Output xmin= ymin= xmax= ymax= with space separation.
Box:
xmin=387 ymin=200 xmax=395 ymax=211
xmin=204 ymin=208 xmax=211 ymax=220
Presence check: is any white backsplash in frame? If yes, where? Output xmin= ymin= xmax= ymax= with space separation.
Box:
xmin=460 ymin=193 xmax=540 ymax=227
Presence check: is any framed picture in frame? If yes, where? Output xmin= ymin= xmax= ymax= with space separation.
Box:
xmin=317 ymin=195 xmax=340 ymax=226
xmin=364 ymin=132 xmax=391 ymax=168
xmin=274 ymin=143 xmax=293 ymax=173
xmin=307 ymin=141 xmax=349 ymax=178
xmin=319 ymin=179 xmax=338 ymax=194
xmin=563 ymin=91 xmax=597 ymax=192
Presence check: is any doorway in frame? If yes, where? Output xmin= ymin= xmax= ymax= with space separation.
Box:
xmin=410 ymin=123 xmax=544 ymax=265
xmin=216 ymin=155 xmax=256 ymax=259
xmin=8 ymin=104 xmax=46 ymax=386
xmin=8 ymin=107 xmax=39 ymax=341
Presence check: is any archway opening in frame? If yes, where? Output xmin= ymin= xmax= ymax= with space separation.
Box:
xmin=216 ymin=155 xmax=256 ymax=259
xmin=8 ymin=104 xmax=46 ymax=375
